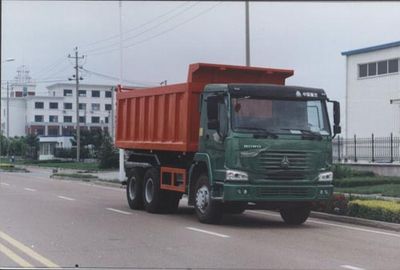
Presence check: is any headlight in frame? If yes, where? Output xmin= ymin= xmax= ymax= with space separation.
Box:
xmin=318 ymin=171 xmax=333 ymax=182
xmin=226 ymin=170 xmax=248 ymax=181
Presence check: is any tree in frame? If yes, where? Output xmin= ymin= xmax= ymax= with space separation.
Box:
xmin=98 ymin=134 xmax=118 ymax=169
xmin=25 ymin=134 xmax=39 ymax=160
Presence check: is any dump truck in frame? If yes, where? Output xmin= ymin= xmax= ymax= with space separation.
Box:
xmin=115 ymin=63 xmax=341 ymax=224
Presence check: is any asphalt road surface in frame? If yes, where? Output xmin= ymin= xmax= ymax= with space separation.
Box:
xmin=1 ymin=168 xmax=399 ymax=270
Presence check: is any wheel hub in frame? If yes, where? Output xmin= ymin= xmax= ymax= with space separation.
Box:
xmin=128 ymin=177 xmax=136 ymax=200
xmin=145 ymin=178 xmax=154 ymax=203
xmin=195 ymin=185 xmax=210 ymax=214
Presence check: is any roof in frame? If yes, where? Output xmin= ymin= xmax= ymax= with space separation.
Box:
xmin=341 ymin=41 xmax=400 ymax=56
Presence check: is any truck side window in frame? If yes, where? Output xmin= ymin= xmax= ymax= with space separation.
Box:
xmin=206 ymin=95 xmax=220 ymax=129
xmin=218 ymin=102 xmax=228 ymax=136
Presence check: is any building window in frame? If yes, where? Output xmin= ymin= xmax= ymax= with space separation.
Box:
xmin=105 ymin=117 xmax=109 ymax=124
xmin=79 ymin=116 xmax=86 ymax=123
xmin=35 ymin=102 xmax=44 ymax=109
xmin=105 ymin=104 xmax=112 ymax=111
xmin=48 ymin=127 xmax=59 ymax=136
xmin=378 ymin=60 xmax=387 ymax=75
xmin=91 ymin=103 xmax=100 ymax=111
xmin=359 ymin=58 xmax=399 ymax=78
xmin=91 ymin=90 xmax=100 ymax=97
xmin=49 ymin=102 xmax=58 ymax=109
xmin=35 ymin=115 xmax=44 ymax=122
xmin=389 ymin=59 xmax=399 ymax=73
xmin=64 ymin=116 xmax=72 ymax=123
xmin=49 ymin=115 xmax=58 ymax=123
xmin=79 ymin=103 xmax=86 ymax=110
xmin=368 ymin=62 xmax=376 ymax=76
xmin=105 ymin=91 xmax=112 ymax=98
xmin=91 ymin=116 xmax=100 ymax=123
xmin=64 ymin=103 xmax=72 ymax=110
xmin=64 ymin=89 xmax=73 ymax=96
xmin=359 ymin=64 xmax=367 ymax=78
xmin=78 ymin=90 xmax=86 ymax=97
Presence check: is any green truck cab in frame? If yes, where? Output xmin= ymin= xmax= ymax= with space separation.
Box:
xmin=192 ymin=83 xmax=340 ymax=223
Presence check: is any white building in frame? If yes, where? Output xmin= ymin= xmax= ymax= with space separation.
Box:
xmin=342 ymin=41 xmax=400 ymax=138
xmin=1 ymin=67 xmax=116 ymax=159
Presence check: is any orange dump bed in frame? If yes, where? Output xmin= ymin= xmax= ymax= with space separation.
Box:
xmin=115 ymin=63 xmax=293 ymax=153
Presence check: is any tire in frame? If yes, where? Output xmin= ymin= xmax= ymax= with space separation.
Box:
xmin=143 ymin=167 xmax=165 ymax=213
xmin=224 ymin=202 xmax=247 ymax=214
xmin=194 ymin=174 xmax=223 ymax=224
xmin=126 ymin=169 xmax=144 ymax=210
xmin=280 ymin=206 xmax=311 ymax=225
xmin=163 ymin=191 xmax=181 ymax=214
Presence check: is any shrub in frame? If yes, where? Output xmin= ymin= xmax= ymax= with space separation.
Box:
xmin=332 ymin=165 xmax=374 ymax=179
xmin=334 ymin=176 xmax=400 ymax=187
xmin=98 ymin=135 xmax=119 ymax=169
xmin=348 ymin=200 xmax=400 ymax=223
xmin=313 ymin=193 xmax=349 ymax=215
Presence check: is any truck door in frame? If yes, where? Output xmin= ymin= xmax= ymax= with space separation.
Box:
xmin=204 ymin=94 xmax=228 ymax=175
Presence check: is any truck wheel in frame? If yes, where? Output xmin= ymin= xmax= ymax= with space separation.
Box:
xmin=126 ymin=169 xmax=144 ymax=210
xmin=280 ymin=206 xmax=311 ymax=225
xmin=224 ymin=202 xmax=247 ymax=214
xmin=194 ymin=174 xmax=223 ymax=224
xmin=143 ymin=168 xmax=164 ymax=213
xmin=163 ymin=192 xmax=181 ymax=214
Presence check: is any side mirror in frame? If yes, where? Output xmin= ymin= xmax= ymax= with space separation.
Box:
xmin=332 ymin=101 xmax=341 ymax=136
xmin=333 ymin=101 xmax=340 ymax=126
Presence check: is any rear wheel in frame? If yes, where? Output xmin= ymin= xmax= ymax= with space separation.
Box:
xmin=126 ymin=169 xmax=144 ymax=210
xmin=143 ymin=168 xmax=164 ymax=213
xmin=194 ymin=174 xmax=223 ymax=224
xmin=280 ymin=206 xmax=311 ymax=225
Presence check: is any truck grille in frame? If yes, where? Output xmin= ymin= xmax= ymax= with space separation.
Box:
xmin=257 ymin=187 xmax=314 ymax=198
xmin=256 ymin=151 xmax=312 ymax=180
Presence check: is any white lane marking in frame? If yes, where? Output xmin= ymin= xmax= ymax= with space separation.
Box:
xmin=186 ymin=227 xmax=230 ymax=238
xmin=57 ymin=195 xmax=76 ymax=201
xmin=24 ymin=188 xmax=36 ymax=192
xmin=106 ymin=208 xmax=132 ymax=215
xmin=1 ymin=182 xmax=10 ymax=186
xmin=341 ymin=265 xmax=366 ymax=270
xmin=248 ymin=210 xmax=400 ymax=239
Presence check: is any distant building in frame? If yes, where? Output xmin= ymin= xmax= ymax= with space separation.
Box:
xmin=1 ymin=67 xmax=117 ymax=160
xmin=342 ymin=41 xmax=400 ymax=138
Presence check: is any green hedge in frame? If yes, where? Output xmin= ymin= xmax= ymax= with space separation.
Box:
xmin=348 ymin=200 xmax=400 ymax=223
xmin=334 ymin=176 xmax=400 ymax=187
xmin=333 ymin=165 xmax=374 ymax=179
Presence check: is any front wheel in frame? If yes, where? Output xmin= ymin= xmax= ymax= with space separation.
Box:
xmin=194 ymin=174 xmax=223 ymax=224
xmin=280 ymin=206 xmax=311 ymax=225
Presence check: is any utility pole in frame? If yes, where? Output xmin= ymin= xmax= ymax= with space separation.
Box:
xmin=6 ymin=81 xmax=10 ymax=158
xmin=245 ymin=1 xmax=250 ymax=66
xmin=68 ymin=47 xmax=84 ymax=162
xmin=118 ymin=0 xmax=125 ymax=182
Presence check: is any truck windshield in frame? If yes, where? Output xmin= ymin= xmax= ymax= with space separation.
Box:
xmin=231 ymin=97 xmax=330 ymax=135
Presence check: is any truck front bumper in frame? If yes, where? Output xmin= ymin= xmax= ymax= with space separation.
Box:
xmin=218 ymin=183 xmax=333 ymax=202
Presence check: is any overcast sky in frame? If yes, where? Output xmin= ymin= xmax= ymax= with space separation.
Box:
xmin=2 ymin=1 xmax=400 ymax=105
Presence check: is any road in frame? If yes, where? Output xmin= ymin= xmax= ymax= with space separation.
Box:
xmin=1 ymin=168 xmax=399 ymax=270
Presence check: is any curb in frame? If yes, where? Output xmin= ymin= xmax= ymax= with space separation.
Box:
xmin=310 ymin=211 xmax=400 ymax=232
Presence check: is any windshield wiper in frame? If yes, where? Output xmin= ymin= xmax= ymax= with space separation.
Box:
xmin=280 ymin=128 xmax=323 ymax=140
xmin=236 ymin=127 xmax=278 ymax=139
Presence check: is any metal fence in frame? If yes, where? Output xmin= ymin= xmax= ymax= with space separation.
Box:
xmin=333 ymin=134 xmax=400 ymax=163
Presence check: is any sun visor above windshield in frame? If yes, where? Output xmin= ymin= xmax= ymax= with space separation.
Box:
xmin=228 ymin=84 xmax=327 ymax=100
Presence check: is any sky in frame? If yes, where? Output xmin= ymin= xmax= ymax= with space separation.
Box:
xmin=2 ymin=0 xmax=400 ymax=106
